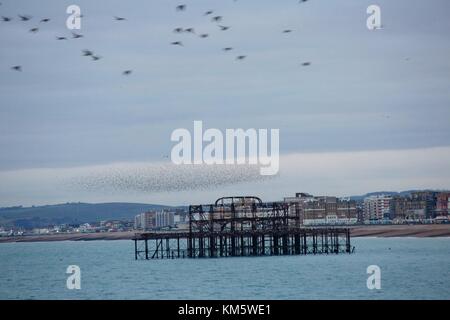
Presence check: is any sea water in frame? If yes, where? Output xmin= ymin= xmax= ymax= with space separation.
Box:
xmin=0 ymin=237 xmax=449 ymax=299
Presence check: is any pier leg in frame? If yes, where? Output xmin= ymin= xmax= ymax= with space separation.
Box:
xmin=145 ymin=239 xmax=148 ymax=260
xmin=261 ymin=235 xmax=265 ymax=255
xmin=252 ymin=235 xmax=258 ymax=256
xmin=166 ymin=238 xmax=170 ymax=259
xmin=294 ymin=235 xmax=300 ymax=255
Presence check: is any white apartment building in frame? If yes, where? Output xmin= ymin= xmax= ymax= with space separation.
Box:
xmin=134 ymin=211 xmax=156 ymax=230
xmin=156 ymin=211 xmax=175 ymax=228
xmin=363 ymin=195 xmax=392 ymax=222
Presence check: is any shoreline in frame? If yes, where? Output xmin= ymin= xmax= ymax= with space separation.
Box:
xmin=0 ymin=224 xmax=449 ymax=243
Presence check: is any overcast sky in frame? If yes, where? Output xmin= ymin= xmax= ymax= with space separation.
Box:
xmin=0 ymin=0 xmax=449 ymax=206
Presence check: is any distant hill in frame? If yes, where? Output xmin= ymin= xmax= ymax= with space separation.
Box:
xmin=349 ymin=189 xmax=449 ymax=202
xmin=0 ymin=202 xmax=180 ymax=228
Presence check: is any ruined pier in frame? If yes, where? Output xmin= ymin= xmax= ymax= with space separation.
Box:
xmin=133 ymin=197 xmax=353 ymax=260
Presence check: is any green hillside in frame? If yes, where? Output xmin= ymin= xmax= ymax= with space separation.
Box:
xmin=0 ymin=202 xmax=178 ymax=228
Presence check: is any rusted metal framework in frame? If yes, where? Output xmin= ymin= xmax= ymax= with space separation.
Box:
xmin=133 ymin=197 xmax=354 ymax=260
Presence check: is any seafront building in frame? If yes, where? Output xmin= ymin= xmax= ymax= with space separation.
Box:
xmin=436 ymin=192 xmax=450 ymax=218
xmin=390 ymin=196 xmax=427 ymax=222
xmin=134 ymin=210 xmax=175 ymax=230
xmin=410 ymin=191 xmax=439 ymax=218
xmin=284 ymin=193 xmax=358 ymax=225
xmin=134 ymin=211 xmax=156 ymax=230
xmin=363 ymin=191 xmax=450 ymax=223
xmin=155 ymin=210 xmax=175 ymax=228
xmin=363 ymin=195 xmax=392 ymax=223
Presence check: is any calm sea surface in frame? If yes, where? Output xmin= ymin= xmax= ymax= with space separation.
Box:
xmin=0 ymin=237 xmax=449 ymax=299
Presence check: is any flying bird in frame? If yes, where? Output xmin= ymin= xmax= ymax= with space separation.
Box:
xmin=171 ymin=41 xmax=183 ymax=46
xmin=29 ymin=27 xmax=39 ymax=33
xmin=301 ymin=62 xmax=311 ymax=66
xmin=72 ymin=32 xmax=83 ymax=38
xmin=184 ymin=27 xmax=195 ymax=34
xmin=18 ymin=15 xmax=32 ymax=21
xmin=56 ymin=36 xmax=67 ymax=40
xmin=236 ymin=55 xmax=246 ymax=60
xmin=114 ymin=16 xmax=126 ymax=21
xmin=82 ymin=49 xmax=93 ymax=56
xmin=199 ymin=34 xmax=209 ymax=38
xmin=123 ymin=70 xmax=133 ymax=75
xmin=283 ymin=29 xmax=292 ymax=33
xmin=223 ymin=47 xmax=233 ymax=51
xmin=211 ymin=16 xmax=222 ymax=22
xmin=40 ymin=18 xmax=50 ymax=23
xmin=204 ymin=10 xmax=213 ymax=16
xmin=218 ymin=25 xmax=230 ymax=31
xmin=91 ymin=55 xmax=101 ymax=61
xmin=176 ymin=4 xmax=186 ymax=11
xmin=173 ymin=27 xmax=183 ymax=33
xmin=11 ymin=65 xmax=22 ymax=72
xmin=2 ymin=16 xmax=12 ymax=22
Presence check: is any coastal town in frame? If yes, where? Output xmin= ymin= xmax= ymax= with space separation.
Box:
xmin=0 ymin=190 xmax=449 ymax=241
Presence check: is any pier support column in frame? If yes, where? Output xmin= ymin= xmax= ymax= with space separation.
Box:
xmin=145 ymin=239 xmax=148 ymax=260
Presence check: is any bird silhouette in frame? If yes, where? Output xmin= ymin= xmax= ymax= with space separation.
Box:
xmin=176 ymin=4 xmax=186 ymax=11
xmin=204 ymin=10 xmax=213 ymax=16
xmin=114 ymin=16 xmax=126 ymax=21
xmin=211 ymin=16 xmax=222 ymax=22
xmin=301 ymin=62 xmax=311 ymax=66
xmin=91 ymin=55 xmax=101 ymax=61
xmin=283 ymin=29 xmax=292 ymax=33
xmin=29 ymin=27 xmax=39 ymax=33
xmin=40 ymin=18 xmax=50 ymax=23
xmin=173 ymin=27 xmax=183 ymax=33
xmin=2 ymin=16 xmax=12 ymax=22
xmin=72 ymin=32 xmax=83 ymax=39
xmin=218 ymin=25 xmax=230 ymax=31
xmin=171 ymin=41 xmax=183 ymax=46
xmin=56 ymin=36 xmax=67 ymax=40
xmin=199 ymin=34 xmax=209 ymax=38
xmin=11 ymin=66 xmax=22 ymax=72
xmin=82 ymin=49 xmax=93 ymax=56
xmin=123 ymin=70 xmax=133 ymax=75
xmin=18 ymin=15 xmax=32 ymax=21
xmin=236 ymin=55 xmax=246 ymax=60
xmin=223 ymin=47 xmax=233 ymax=51
xmin=184 ymin=28 xmax=195 ymax=34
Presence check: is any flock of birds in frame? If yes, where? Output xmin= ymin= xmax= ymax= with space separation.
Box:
xmin=1 ymin=4 xmax=135 ymax=75
xmin=71 ymin=162 xmax=272 ymax=194
xmin=170 ymin=4 xmax=249 ymax=60
xmin=169 ymin=2 xmax=310 ymax=65
xmin=2 ymin=1 xmax=312 ymax=74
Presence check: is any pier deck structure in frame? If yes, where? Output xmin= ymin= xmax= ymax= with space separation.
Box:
xmin=133 ymin=196 xmax=353 ymax=260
